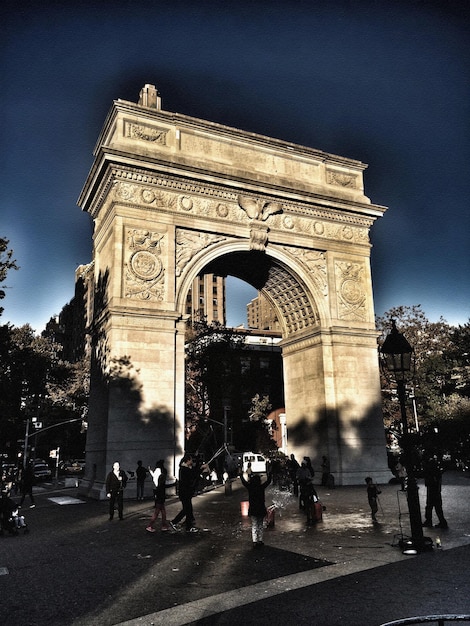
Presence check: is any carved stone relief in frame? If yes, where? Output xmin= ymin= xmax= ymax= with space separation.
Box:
xmin=111 ymin=170 xmax=369 ymax=248
xmin=175 ymin=229 xmax=225 ymax=277
xmin=334 ymin=260 xmax=367 ymax=321
xmin=326 ymin=169 xmax=358 ymax=189
xmin=124 ymin=120 xmax=168 ymax=144
xmin=124 ymin=229 xmax=165 ymax=301
xmin=274 ymin=211 xmax=369 ymax=245
xmin=282 ymin=246 xmax=328 ymax=297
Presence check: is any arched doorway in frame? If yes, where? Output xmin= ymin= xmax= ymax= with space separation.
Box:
xmin=78 ymin=85 xmax=389 ymax=496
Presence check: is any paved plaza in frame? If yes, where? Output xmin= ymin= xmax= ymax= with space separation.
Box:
xmin=1 ymin=471 xmax=470 ymax=625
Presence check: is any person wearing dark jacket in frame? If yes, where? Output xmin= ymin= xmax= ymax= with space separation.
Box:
xmin=19 ymin=462 xmax=35 ymax=508
xmin=365 ymin=476 xmax=381 ymax=522
xmin=135 ymin=460 xmax=147 ymax=501
xmin=146 ymin=460 xmax=169 ymax=532
xmin=422 ymin=457 xmax=448 ymax=529
xmin=170 ymin=454 xmax=209 ymax=533
xmin=106 ymin=462 xmax=128 ymax=520
xmin=240 ymin=471 xmax=272 ymax=547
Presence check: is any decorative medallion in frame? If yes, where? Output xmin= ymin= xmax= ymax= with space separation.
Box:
xmin=335 ymin=261 xmax=366 ymax=321
xmin=129 ymin=250 xmax=163 ymax=281
xmin=124 ymin=229 xmax=165 ymax=301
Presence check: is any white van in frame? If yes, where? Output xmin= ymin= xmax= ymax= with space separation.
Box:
xmin=242 ymin=452 xmax=267 ymax=474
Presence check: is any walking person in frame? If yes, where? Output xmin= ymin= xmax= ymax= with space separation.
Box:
xmin=106 ymin=461 xmax=128 ymax=520
xmin=422 ymin=457 xmax=448 ymax=529
xmin=365 ymin=476 xmax=381 ymax=522
xmin=240 ymin=471 xmax=272 ymax=548
xmin=135 ymin=460 xmax=147 ymax=501
xmin=19 ymin=461 xmax=35 ymax=508
xmin=395 ymin=458 xmax=407 ymax=491
xmin=146 ymin=460 xmax=169 ymax=532
xmin=170 ymin=454 xmax=209 ymax=533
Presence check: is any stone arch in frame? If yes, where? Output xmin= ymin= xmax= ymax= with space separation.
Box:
xmin=78 ymin=85 xmax=390 ymax=495
xmin=176 ymin=243 xmax=325 ymax=337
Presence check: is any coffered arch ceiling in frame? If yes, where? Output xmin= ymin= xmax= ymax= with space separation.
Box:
xmin=203 ymin=251 xmax=320 ymax=337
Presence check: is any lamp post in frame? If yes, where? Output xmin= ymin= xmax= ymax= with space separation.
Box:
xmin=380 ymin=320 xmax=430 ymax=553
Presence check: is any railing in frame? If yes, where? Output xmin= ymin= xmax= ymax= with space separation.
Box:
xmin=380 ymin=616 xmax=470 ymax=626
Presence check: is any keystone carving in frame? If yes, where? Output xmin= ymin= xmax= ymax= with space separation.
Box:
xmin=238 ymin=195 xmax=283 ymax=221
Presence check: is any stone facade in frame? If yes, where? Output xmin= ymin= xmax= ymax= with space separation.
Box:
xmin=78 ymin=84 xmax=389 ymax=496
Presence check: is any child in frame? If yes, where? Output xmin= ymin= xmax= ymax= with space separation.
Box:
xmin=304 ymin=480 xmax=321 ymax=525
xmin=365 ymin=476 xmax=381 ymax=522
xmin=240 ymin=472 xmax=272 ymax=548
xmin=146 ymin=460 xmax=169 ymax=532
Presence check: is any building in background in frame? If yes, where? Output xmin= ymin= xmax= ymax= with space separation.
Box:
xmin=247 ymin=292 xmax=281 ymax=332
xmin=185 ymin=274 xmax=226 ymax=325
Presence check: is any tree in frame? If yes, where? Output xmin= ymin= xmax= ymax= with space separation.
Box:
xmin=0 ymin=324 xmax=89 ymax=460
xmin=241 ymin=393 xmax=278 ymax=455
xmin=377 ymin=306 xmax=470 ymax=466
xmin=185 ymin=319 xmax=246 ymax=455
xmin=0 ymin=237 xmax=19 ymax=316
xmin=377 ymin=305 xmax=453 ymax=430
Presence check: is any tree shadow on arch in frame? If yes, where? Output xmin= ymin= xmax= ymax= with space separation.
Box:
xmin=107 ymin=355 xmax=184 ymax=469
xmin=287 ymin=400 xmax=387 ymax=484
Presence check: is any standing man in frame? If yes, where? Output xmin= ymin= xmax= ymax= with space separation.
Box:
xmin=321 ymin=455 xmax=330 ymax=487
xmin=170 ymin=454 xmax=209 ymax=533
xmin=286 ymin=454 xmax=300 ymax=496
xmin=422 ymin=457 xmax=448 ymax=529
xmin=365 ymin=476 xmax=381 ymax=523
xmin=106 ymin=462 xmax=128 ymax=520
xmin=135 ymin=460 xmax=147 ymax=501
xmin=19 ymin=461 xmax=36 ymax=508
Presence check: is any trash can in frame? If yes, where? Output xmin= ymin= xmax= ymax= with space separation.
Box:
xmin=240 ymin=501 xmax=249 ymax=516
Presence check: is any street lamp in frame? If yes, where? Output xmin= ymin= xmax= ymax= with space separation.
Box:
xmin=380 ymin=320 xmax=431 ymax=553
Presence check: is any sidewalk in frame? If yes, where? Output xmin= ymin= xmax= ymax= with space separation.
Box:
xmin=1 ymin=471 xmax=469 ymax=626
xmin=118 ymin=471 xmax=470 ymax=625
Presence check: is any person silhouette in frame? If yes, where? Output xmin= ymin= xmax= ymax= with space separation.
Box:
xmin=106 ymin=461 xmax=128 ymax=520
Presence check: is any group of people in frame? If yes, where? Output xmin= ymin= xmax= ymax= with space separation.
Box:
xmin=105 ymin=451 xmax=449 ymax=548
xmin=365 ymin=455 xmax=448 ymax=529
xmin=105 ymin=454 xmax=210 ymax=533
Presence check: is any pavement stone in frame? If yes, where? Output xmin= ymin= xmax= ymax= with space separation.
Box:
xmin=1 ymin=471 xmax=469 ymax=626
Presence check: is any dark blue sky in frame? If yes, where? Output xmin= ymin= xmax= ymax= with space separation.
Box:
xmin=1 ymin=0 xmax=469 ymax=331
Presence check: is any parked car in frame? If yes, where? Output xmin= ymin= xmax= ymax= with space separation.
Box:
xmin=242 ymin=452 xmax=267 ymax=474
xmin=64 ymin=459 xmax=85 ymax=474
xmin=60 ymin=459 xmax=85 ymax=475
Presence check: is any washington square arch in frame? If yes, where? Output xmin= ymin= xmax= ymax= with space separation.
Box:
xmin=77 ymin=84 xmax=390 ymax=497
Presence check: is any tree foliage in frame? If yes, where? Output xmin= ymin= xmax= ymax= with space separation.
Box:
xmin=0 ymin=323 xmax=89 ymax=460
xmin=377 ymin=305 xmax=470 ymax=464
xmin=0 ymin=237 xmax=19 ymax=316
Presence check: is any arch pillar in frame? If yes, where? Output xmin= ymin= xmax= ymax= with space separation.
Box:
xmin=281 ymin=328 xmax=388 ymax=484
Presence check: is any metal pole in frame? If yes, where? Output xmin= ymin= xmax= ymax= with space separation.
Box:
xmin=223 ymin=406 xmax=228 ymax=444
xmin=397 ymin=379 xmax=425 ymax=550
xmin=23 ymin=418 xmax=30 ymax=470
